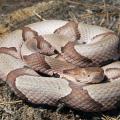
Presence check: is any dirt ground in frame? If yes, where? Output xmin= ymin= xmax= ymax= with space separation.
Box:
xmin=0 ymin=0 xmax=120 ymax=120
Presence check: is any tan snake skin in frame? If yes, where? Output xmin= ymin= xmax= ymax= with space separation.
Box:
xmin=0 ymin=20 xmax=120 ymax=112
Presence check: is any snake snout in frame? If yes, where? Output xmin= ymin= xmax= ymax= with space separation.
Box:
xmin=90 ymin=72 xmax=104 ymax=84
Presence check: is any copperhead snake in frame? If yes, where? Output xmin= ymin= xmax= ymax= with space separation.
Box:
xmin=0 ymin=20 xmax=120 ymax=112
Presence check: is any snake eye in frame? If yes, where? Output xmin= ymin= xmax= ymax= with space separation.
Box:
xmin=53 ymin=73 xmax=60 ymax=78
xmin=54 ymin=49 xmax=59 ymax=54
xmin=88 ymin=75 xmax=90 ymax=77
xmin=82 ymin=42 xmax=86 ymax=44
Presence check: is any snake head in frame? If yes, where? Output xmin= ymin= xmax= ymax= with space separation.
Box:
xmin=62 ymin=67 xmax=104 ymax=84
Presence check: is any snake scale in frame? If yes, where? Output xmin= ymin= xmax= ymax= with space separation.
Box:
xmin=0 ymin=20 xmax=120 ymax=112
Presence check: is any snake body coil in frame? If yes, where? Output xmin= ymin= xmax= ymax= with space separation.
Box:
xmin=0 ymin=20 xmax=120 ymax=112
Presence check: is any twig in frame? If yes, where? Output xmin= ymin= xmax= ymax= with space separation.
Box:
xmin=102 ymin=115 xmax=118 ymax=120
xmin=67 ymin=0 xmax=120 ymax=10
xmin=108 ymin=17 xmax=117 ymax=29
xmin=67 ymin=0 xmax=102 ymax=7
xmin=118 ymin=17 xmax=120 ymax=36
xmin=0 ymin=100 xmax=23 ymax=105
xmin=103 ymin=0 xmax=109 ymax=24
xmin=33 ymin=10 xmax=45 ymax=21
xmin=79 ymin=12 xmax=116 ymax=19
xmin=69 ymin=11 xmax=78 ymax=23
xmin=100 ymin=14 xmax=106 ymax=26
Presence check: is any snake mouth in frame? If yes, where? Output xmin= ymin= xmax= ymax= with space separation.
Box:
xmin=90 ymin=75 xmax=105 ymax=84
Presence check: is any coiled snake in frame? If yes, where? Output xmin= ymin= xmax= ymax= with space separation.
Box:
xmin=0 ymin=20 xmax=120 ymax=112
